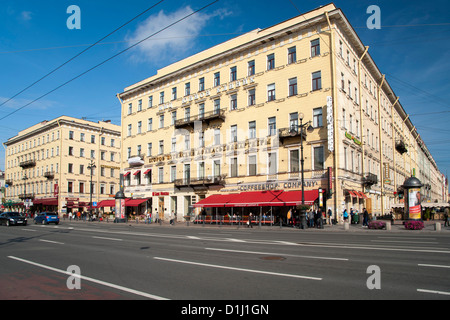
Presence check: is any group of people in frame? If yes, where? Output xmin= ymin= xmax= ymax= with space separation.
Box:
xmin=343 ymin=207 xmax=370 ymax=226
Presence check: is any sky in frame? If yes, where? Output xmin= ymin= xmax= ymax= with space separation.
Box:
xmin=1 ymin=0 xmax=450 ymax=180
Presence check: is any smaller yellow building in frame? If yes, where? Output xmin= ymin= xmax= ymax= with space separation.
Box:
xmin=3 ymin=116 xmax=121 ymax=216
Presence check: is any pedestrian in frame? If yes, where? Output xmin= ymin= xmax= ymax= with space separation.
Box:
xmin=444 ymin=209 xmax=449 ymax=227
xmin=247 ymin=212 xmax=253 ymax=228
xmin=308 ymin=209 xmax=314 ymax=228
xmin=350 ymin=208 xmax=354 ymax=224
xmin=327 ymin=208 xmax=332 ymax=225
xmin=170 ymin=210 xmax=174 ymax=225
xmin=363 ymin=208 xmax=369 ymax=227
xmin=343 ymin=209 xmax=349 ymax=222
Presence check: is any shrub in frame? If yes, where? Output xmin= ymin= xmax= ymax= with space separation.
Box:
xmin=368 ymin=220 xmax=386 ymax=229
xmin=404 ymin=220 xmax=424 ymax=230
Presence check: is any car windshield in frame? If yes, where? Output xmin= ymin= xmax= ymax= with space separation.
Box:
xmin=44 ymin=213 xmax=57 ymax=216
xmin=8 ymin=212 xmax=23 ymax=217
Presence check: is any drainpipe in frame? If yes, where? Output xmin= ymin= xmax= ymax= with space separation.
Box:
xmin=378 ymin=75 xmax=385 ymax=216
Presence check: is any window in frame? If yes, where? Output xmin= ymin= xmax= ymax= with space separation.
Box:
xmin=198 ymin=162 xmax=205 ymax=179
xmin=313 ymin=108 xmax=323 ymax=127
xmin=184 ymin=107 xmax=190 ymax=121
xmin=248 ymin=155 xmax=257 ymax=176
xmin=147 ymin=143 xmax=152 ymax=156
xmin=158 ymin=167 xmax=164 ymax=183
xmin=230 ymin=125 xmax=237 ymax=142
xmin=198 ymin=103 xmax=205 ymax=119
xmin=288 ymin=46 xmax=296 ymax=64
xmin=137 ymin=121 xmax=142 ymax=134
xmin=341 ymin=73 xmax=345 ymax=91
xmin=128 ymin=103 xmax=132 ymax=115
xmin=185 ymin=82 xmax=190 ymax=96
xmin=148 ymin=96 xmax=153 ymax=108
xmin=314 ymin=146 xmax=324 ymax=170
xmin=147 ymin=118 xmax=153 ymax=131
xmin=68 ymin=146 xmax=74 ymax=156
xmin=80 ymin=148 xmax=85 ymax=157
xmin=268 ymin=117 xmax=276 ymax=136
xmin=214 ymin=72 xmax=220 ymax=87
xmin=159 ymin=91 xmax=164 ymax=104
xmin=171 ymin=87 xmax=177 ymax=100
xmin=198 ymin=131 xmax=205 ymax=148
xmin=230 ymin=94 xmax=237 ymax=110
xmin=310 ymin=39 xmax=320 ymax=57
xmin=267 ymin=53 xmax=275 ymax=70
xmin=213 ymin=159 xmax=221 ymax=178
xmin=199 ymin=77 xmax=205 ymax=92
xmin=312 ymin=71 xmax=322 ymax=91
xmin=230 ymin=66 xmax=237 ymax=81
xmin=68 ymin=163 xmax=73 ymax=173
xmin=184 ymin=134 xmax=190 ymax=150
xmin=248 ymin=89 xmax=255 ymax=106
xmin=230 ymin=157 xmax=238 ymax=177
xmin=127 ymin=124 xmax=132 ymax=136
xmin=171 ymin=137 xmax=176 ymax=152
xmin=289 ymin=112 xmax=298 ymax=131
xmin=171 ymin=111 xmax=177 ymax=125
xmin=214 ymin=128 xmax=220 ymax=145
xmin=268 ymin=152 xmax=277 ymax=175
xmin=170 ymin=166 xmax=176 ymax=182
xmin=80 ymin=133 xmax=85 ymax=142
xmin=267 ymin=83 xmax=276 ymax=101
xmin=288 ymin=77 xmax=297 ymax=97
xmin=159 ymin=114 xmax=164 ymax=128
xmin=214 ymin=99 xmax=220 ymax=113
xmin=159 ymin=140 xmax=164 ymax=155
xmin=69 ymin=131 xmax=74 ymax=140
xmin=68 ymin=181 xmax=73 ymax=193
xmin=138 ymin=99 xmax=142 ymax=111
xmin=248 ymin=121 xmax=256 ymax=139
xmin=248 ymin=60 xmax=255 ymax=76
xmin=290 ymin=149 xmax=300 ymax=172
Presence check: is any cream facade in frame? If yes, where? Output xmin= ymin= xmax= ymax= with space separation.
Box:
xmin=118 ymin=3 xmax=446 ymax=222
xmin=3 ymin=116 xmax=121 ymax=215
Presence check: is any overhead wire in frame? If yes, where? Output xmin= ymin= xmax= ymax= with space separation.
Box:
xmin=0 ymin=0 xmax=219 ymax=121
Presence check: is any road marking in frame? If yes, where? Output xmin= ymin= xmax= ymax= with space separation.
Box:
xmin=417 ymin=289 xmax=450 ymax=296
xmin=92 ymin=236 xmax=122 ymax=241
xmin=39 ymin=239 xmax=64 ymax=245
xmin=418 ymin=264 xmax=450 ymax=269
xmin=7 ymin=256 xmax=169 ymax=300
xmin=205 ymin=247 xmax=349 ymax=261
xmin=371 ymin=240 xmax=438 ymax=244
xmin=154 ymin=257 xmax=322 ymax=281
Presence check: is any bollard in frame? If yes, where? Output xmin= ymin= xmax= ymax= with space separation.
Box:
xmin=344 ymin=222 xmax=349 ymax=230
xmin=385 ymin=221 xmax=391 ymax=231
xmin=435 ymin=222 xmax=441 ymax=232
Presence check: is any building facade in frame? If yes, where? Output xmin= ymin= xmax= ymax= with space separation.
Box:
xmin=118 ymin=3 xmax=446 ymax=222
xmin=3 ymin=116 xmax=121 ymax=216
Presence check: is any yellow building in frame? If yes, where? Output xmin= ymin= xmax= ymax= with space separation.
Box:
xmin=118 ymin=3 xmax=446 ymax=223
xmin=3 ymin=116 xmax=121 ymax=216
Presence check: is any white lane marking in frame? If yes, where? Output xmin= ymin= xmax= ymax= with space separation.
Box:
xmin=418 ymin=264 xmax=450 ymax=269
xmin=417 ymin=289 xmax=450 ymax=296
xmin=205 ymin=247 xmax=349 ymax=261
xmin=7 ymin=256 xmax=169 ymax=300
xmin=92 ymin=236 xmax=122 ymax=241
xmin=39 ymin=239 xmax=64 ymax=245
xmin=154 ymin=257 xmax=322 ymax=281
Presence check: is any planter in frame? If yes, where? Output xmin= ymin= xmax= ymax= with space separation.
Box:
xmin=368 ymin=220 xmax=386 ymax=230
xmin=404 ymin=220 xmax=424 ymax=230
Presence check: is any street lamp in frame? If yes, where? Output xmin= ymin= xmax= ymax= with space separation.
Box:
xmin=298 ymin=113 xmax=314 ymax=229
xmin=87 ymin=160 xmax=96 ymax=220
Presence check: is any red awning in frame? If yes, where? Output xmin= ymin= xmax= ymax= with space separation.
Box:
xmin=274 ymin=190 xmax=319 ymax=206
xmin=143 ymin=169 xmax=151 ymax=175
xmin=133 ymin=170 xmax=141 ymax=176
xmin=194 ymin=190 xmax=319 ymax=208
xmin=225 ymin=190 xmax=283 ymax=207
xmin=123 ymin=172 xmax=131 ymax=177
xmin=125 ymin=198 xmax=147 ymax=207
xmin=359 ymin=192 xmax=369 ymax=199
xmin=96 ymin=199 xmax=116 ymax=208
xmin=348 ymin=190 xmax=357 ymax=198
xmin=193 ymin=194 xmax=237 ymax=208
xmin=35 ymin=197 xmax=58 ymax=206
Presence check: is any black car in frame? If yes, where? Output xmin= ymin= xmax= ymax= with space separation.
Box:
xmin=0 ymin=212 xmax=28 ymax=226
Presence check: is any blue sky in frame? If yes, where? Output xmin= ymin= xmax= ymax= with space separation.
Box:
xmin=1 ymin=0 xmax=450 ymax=181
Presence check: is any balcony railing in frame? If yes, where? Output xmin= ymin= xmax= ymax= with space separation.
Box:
xmin=19 ymin=193 xmax=35 ymax=200
xmin=174 ymin=109 xmax=225 ymax=128
xmin=174 ymin=175 xmax=226 ymax=188
xmin=364 ymin=173 xmax=378 ymax=186
xmin=128 ymin=154 xmax=145 ymax=167
xmin=19 ymin=160 xmax=36 ymax=168
xmin=44 ymin=171 xmax=55 ymax=179
xmin=278 ymin=127 xmax=307 ymax=143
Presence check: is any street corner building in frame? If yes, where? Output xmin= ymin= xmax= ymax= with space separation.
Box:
xmin=3 ymin=116 xmax=121 ymax=217
xmin=117 ymin=3 xmax=447 ymax=224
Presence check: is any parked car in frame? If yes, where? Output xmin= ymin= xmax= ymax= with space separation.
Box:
xmin=0 ymin=212 xmax=28 ymax=226
xmin=34 ymin=212 xmax=60 ymax=225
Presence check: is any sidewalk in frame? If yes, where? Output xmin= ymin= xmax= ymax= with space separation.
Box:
xmin=61 ymin=218 xmax=450 ymax=233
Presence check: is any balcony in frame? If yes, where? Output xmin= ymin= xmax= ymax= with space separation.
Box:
xmin=174 ymin=175 xmax=226 ymax=189
xmin=5 ymin=180 xmax=13 ymax=186
xmin=278 ymin=127 xmax=307 ymax=144
xmin=363 ymin=173 xmax=378 ymax=186
xmin=44 ymin=171 xmax=55 ymax=179
xmin=19 ymin=193 xmax=35 ymax=200
xmin=174 ymin=109 xmax=225 ymax=129
xmin=19 ymin=159 xmax=36 ymax=168
xmin=395 ymin=140 xmax=408 ymax=154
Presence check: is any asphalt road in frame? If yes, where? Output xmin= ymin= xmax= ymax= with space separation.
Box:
xmin=0 ymin=220 xmax=449 ymax=303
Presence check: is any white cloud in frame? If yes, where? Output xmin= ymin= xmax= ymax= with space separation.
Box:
xmin=126 ymin=6 xmax=232 ymax=63
xmin=20 ymin=11 xmax=33 ymax=21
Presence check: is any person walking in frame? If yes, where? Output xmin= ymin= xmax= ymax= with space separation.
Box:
xmin=343 ymin=208 xmax=349 ymax=223
xmin=363 ymin=208 xmax=369 ymax=227
xmin=247 ymin=212 xmax=253 ymax=228
xmin=327 ymin=208 xmax=332 ymax=225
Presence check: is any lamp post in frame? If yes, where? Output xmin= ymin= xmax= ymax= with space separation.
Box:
xmin=298 ymin=113 xmax=314 ymax=229
xmin=87 ymin=160 xmax=96 ymax=220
